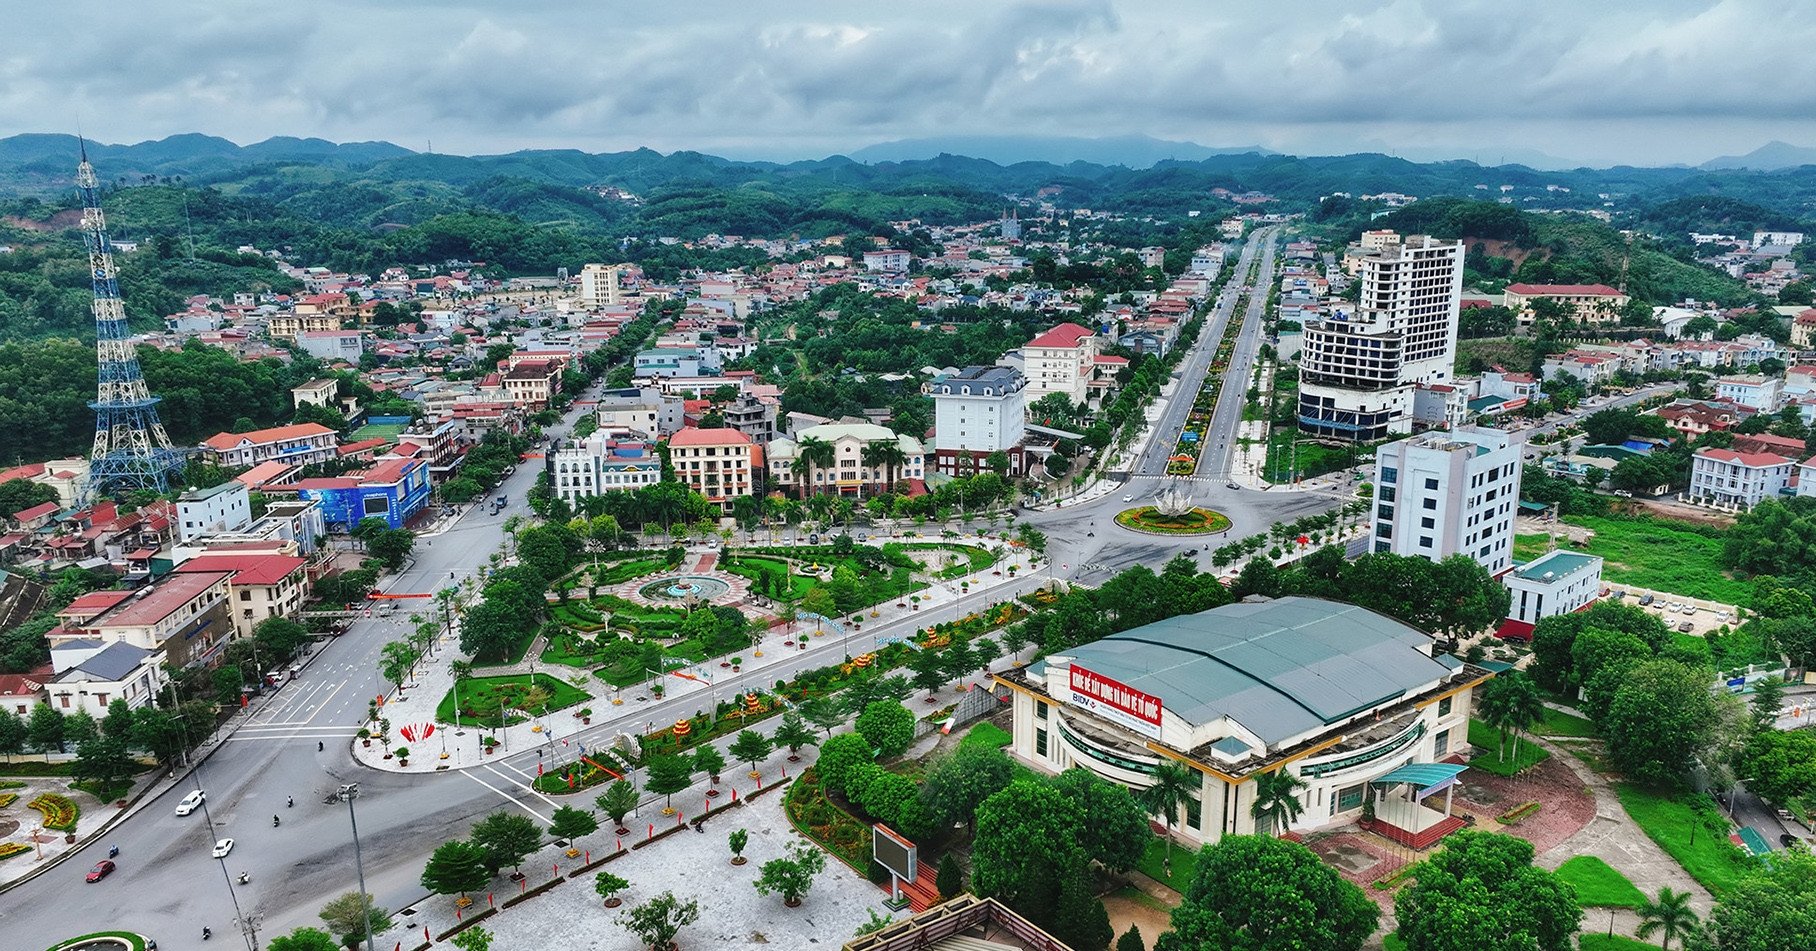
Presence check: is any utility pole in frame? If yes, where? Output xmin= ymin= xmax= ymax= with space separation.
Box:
xmin=338 ymin=783 xmax=379 ymax=951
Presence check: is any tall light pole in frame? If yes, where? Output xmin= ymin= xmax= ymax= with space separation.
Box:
xmin=338 ymin=783 xmax=378 ymax=951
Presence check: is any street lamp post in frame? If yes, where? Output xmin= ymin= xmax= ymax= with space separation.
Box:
xmin=338 ymin=783 xmax=379 ymax=951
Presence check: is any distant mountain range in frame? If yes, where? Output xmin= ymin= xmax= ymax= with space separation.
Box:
xmin=1701 ymin=140 xmax=1816 ymax=171
xmin=843 ymin=134 xmax=1274 ymax=168
xmin=0 ymin=133 xmax=414 ymax=184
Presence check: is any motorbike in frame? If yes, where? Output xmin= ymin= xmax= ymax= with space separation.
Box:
xmin=272 ymin=815 xmax=280 ymax=828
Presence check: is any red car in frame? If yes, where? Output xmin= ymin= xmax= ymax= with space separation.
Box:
xmin=85 ymin=860 xmax=115 ymax=883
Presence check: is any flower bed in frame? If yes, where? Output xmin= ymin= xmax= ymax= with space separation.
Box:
xmin=0 ymin=793 xmax=17 ymax=808
xmin=1497 ymin=801 xmax=1543 ymax=825
xmin=1115 ymin=506 xmax=1232 ymax=536
xmin=28 ymin=793 xmax=78 ymax=831
xmin=0 ymin=842 xmax=29 ymax=860
xmin=434 ymin=673 xmax=592 ymax=728
xmin=783 ymin=767 xmax=873 ymax=871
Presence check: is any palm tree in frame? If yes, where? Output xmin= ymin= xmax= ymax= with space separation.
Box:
xmin=1478 ymin=670 xmax=1544 ymax=764
xmin=1139 ymin=762 xmax=1197 ymax=867
xmin=862 ymin=439 xmax=907 ymax=496
xmin=792 ymin=436 xmax=836 ymax=497
xmin=1250 ymin=770 xmax=1307 ymax=837
xmin=1636 ymin=887 xmax=1698 ymax=951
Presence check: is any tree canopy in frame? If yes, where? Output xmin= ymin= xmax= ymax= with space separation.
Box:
xmin=1155 ymin=835 xmax=1378 ymax=951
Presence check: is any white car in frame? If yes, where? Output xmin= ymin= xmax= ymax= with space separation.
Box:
xmin=175 ymin=790 xmax=206 ymax=817
xmin=211 ymin=838 xmax=235 ymax=859
xmin=1122 ymin=495 xmax=1134 ymax=502
xmin=1683 ymin=606 xmax=1697 ymax=616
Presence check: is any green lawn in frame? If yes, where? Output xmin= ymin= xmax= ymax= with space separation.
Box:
xmin=958 ymin=721 xmax=1011 ymax=751
xmin=1579 ymin=936 xmax=1662 ymax=951
xmin=1536 ymin=707 xmax=1598 ymax=738
xmin=435 ymin=673 xmax=592 ymax=728
xmin=722 ymin=555 xmax=816 ymax=599
xmin=1528 ymin=516 xmax=1749 ymax=604
xmin=1137 ymin=833 xmax=1200 ymax=892
xmin=1555 ymin=856 xmax=1646 ymax=908
xmin=1467 ymin=719 xmax=1551 ymax=776
xmin=1261 ymin=428 xmax=1367 ymax=483
xmin=1614 ymin=783 xmax=1755 ymax=896
xmin=1382 ymin=935 xmax=1407 ymax=951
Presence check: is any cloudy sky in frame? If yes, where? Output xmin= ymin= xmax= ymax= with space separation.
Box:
xmin=3 ymin=0 xmax=1808 ymax=167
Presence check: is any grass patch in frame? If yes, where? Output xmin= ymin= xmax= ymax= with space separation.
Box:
xmin=722 ymin=556 xmax=815 ymax=600
xmin=1555 ymin=856 xmax=1646 ymax=908
xmin=1261 ymin=428 xmax=1379 ymax=483
xmin=1579 ymin=936 xmax=1662 ymax=951
xmin=1383 ymin=935 xmax=1407 ymax=951
xmin=1115 ymin=506 xmax=1233 ymax=535
xmin=46 ymin=932 xmax=152 ymax=951
xmin=1614 ymin=783 xmax=1754 ymax=896
xmin=1541 ymin=516 xmax=1749 ymax=604
xmin=435 ymin=673 xmax=592 ymax=728
xmin=1136 ymin=833 xmax=1199 ymax=892
xmin=1467 ymin=719 xmax=1551 ymax=776
xmin=1536 ymin=707 xmax=1598 ymax=738
xmin=0 ymin=762 xmax=77 ymax=778
xmin=958 ymin=721 xmax=1012 ymax=751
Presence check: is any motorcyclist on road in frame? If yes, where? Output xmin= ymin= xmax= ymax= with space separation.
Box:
xmin=287 ymin=796 xmax=293 ymax=808
xmin=272 ymin=814 xmax=280 ymax=827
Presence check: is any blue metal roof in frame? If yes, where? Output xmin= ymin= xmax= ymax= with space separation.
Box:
xmin=1371 ymin=762 xmax=1467 ymax=789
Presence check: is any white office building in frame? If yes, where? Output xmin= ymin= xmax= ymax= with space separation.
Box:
xmin=1299 ymin=235 xmax=1464 ymax=441
xmin=1502 ymin=549 xmax=1603 ymax=635
xmin=550 ymin=433 xmax=663 ymax=504
xmin=1372 ymin=427 xmax=1522 ymax=575
xmin=175 ymin=482 xmax=253 ymax=542
xmin=578 ymin=263 xmax=628 ymax=305
xmin=1689 ymin=448 xmax=1794 ymax=510
xmin=931 ymin=366 xmax=1027 ymax=475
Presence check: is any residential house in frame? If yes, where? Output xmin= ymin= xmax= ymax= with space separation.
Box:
xmin=53 ymin=570 xmax=234 ymax=669
xmin=176 ymin=482 xmax=253 ymax=542
xmin=202 ymin=423 xmax=339 ymax=469
xmin=1689 ymin=448 xmax=1794 ymax=509
xmin=767 ymin=421 xmax=925 ymax=496
xmin=46 ymin=641 xmax=169 ymax=715
xmin=549 ymin=433 xmax=663 ymax=504
xmin=1716 ymin=374 xmax=1783 ymax=411
xmin=174 ymin=553 xmax=310 ymax=640
xmin=667 ymin=427 xmax=762 ymax=510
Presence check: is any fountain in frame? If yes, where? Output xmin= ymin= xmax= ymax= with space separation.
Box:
xmin=638 ymin=574 xmax=732 ymax=603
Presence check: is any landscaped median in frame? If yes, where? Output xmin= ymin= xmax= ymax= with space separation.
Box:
xmin=1115 ymin=505 xmax=1231 ymax=536
xmin=44 ymin=933 xmax=154 ymax=951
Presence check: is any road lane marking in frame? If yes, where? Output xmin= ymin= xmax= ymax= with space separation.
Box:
xmin=465 ymin=767 xmax=554 ymax=822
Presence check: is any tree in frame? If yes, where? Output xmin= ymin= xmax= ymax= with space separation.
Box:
xmin=771 ymin=711 xmax=818 ymax=760
xmin=973 ymin=780 xmax=1085 ymax=927
xmin=801 ymin=586 xmax=837 ymax=624
xmin=728 ymin=730 xmax=772 ymax=776
xmin=1249 ymin=770 xmax=1307 ymax=837
xmin=458 ymin=599 xmax=527 ymax=662
xmin=71 ymin=735 xmax=137 ymax=793
xmin=754 ymin=840 xmax=827 ymax=907
xmin=1394 ymin=831 xmax=1581 ymax=951
xmin=27 ymin=703 xmax=64 ymax=753
xmin=1475 ymin=670 xmax=1545 ymax=764
xmin=816 ymin=733 xmax=873 ymax=792
xmin=1053 ymin=864 xmax=1115 ymax=951
xmin=1050 ymin=768 xmax=1149 ymax=873
xmin=645 ymin=753 xmax=695 ymax=809
xmin=1748 ymin=676 xmax=1787 ymax=729
xmin=448 ymin=926 xmax=494 ymax=951
xmin=909 ymin=647 xmax=946 ymax=700
xmin=1603 ymin=659 xmax=1719 ymax=787
xmin=1155 ymin=835 xmax=1378 ymax=951
xmin=1635 ymin=887 xmax=1699 ymax=951
xmin=365 ymin=528 xmax=415 ymax=573
xmin=618 ymin=891 xmax=700 ymax=951
xmin=1116 ymin=924 xmax=1146 ymax=951
xmin=937 ymin=852 xmax=964 ymax=899
xmin=1737 ymin=726 xmax=1816 ymax=807
xmin=0 ymin=709 xmax=25 ymax=762
xmin=420 ymin=840 xmax=490 ymax=900
xmin=549 ymin=805 xmax=599 ymax=845
xmin=597 ymin=780 xmax=640 ymax=829
xmin=800 ymin=695 xmax=845 ymax=738
xmin=267 ymin=928 xmax=341 ymax=951
xmin=691 ymin=742 xmax=726 ymax=785
xmin=728 ymin=828 xmax=748 ymax=863
xmin=1140 ymin=761 xmax=1196 ymax=864
xmin=1707 ymin=848 xmax=1816 ymax=951
xmin=469 ymin=810 xmax=542 ymax=876
xmin=922 ymin=741 xmax=1015 ymax=834
xmin=379 ymin=641 xmax=416 ymax=695
xmin=318 ymin=891 xmax=391 ymax=948
xmin=855 ymin=700 xmax=914 ymax=759
xmin=594 ymin=871 xmax=630 ymax=907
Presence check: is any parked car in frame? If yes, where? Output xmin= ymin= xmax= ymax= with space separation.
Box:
xmin=1678 ymin=622 xmax=1694 ymax=633
xmin=1638 ymin=594 xmax=1655 ymax=606
xmin=175 ymin=789 xmax=206 ymax=816
xmin=86 ymin=860 xmax=116 ymax=883
xmin=1683 ymin=606 xmax=1698 ymax=616
xmin=211 ymin=838 xmax=235 ymax=859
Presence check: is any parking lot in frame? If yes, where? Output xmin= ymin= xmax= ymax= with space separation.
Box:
xmin=1603 ymin=586 xmax=1739 ymax=637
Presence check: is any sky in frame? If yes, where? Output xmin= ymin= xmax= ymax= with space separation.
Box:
xmin=3 ymin=0 xmax=1810 ymax=168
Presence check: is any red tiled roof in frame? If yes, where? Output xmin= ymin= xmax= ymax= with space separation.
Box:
xmin=235 ymin=461 xmax=299 ymax=487
xmin=0 ymin=463 xmax=45 ymax=484
xmin=12 ymin=501 xmax=58 ymax=521
xmin=1696 ymin=448 xmax=1794 ymax=467
xmin=174 ymin=553 xmax=307 ymax=586
xmin=668 ymin=426 xmax=753 ymax=448
xmin=1506 ymin=283 xmax=1624 ymax=297
xmin=1025 ymin=322 xmax=1094 ymax=349
xmin=203 ymin=423 xmax=335 ymax=451
xmin=60 ymin=590 xmax=134 ymax=618
xmin=337 ymin=438 xmax=389 ymax=456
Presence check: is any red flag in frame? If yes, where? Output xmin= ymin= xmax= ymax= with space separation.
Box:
xmin=488 ymin=892 xmax=494 ymax=908
xmin=553 ymin=863 xmax=559 ymax=877
xmin=731 ymin=787 xmax=738 ymax=801
xmin=617 ymin=837 xmax=623 ymax=851
xmin=566 ymin=773 xmax=574 ymax=789
xmin=647 ymin=823 xmax=653 ymax=839
xmin=585 ymin=849 xmax=591 ymax=863
xmin=536 ymin=762 xmax=543 ymax=776
xmin=456 ymin=907 xmax=462 ymax=922
xmin=423 ymin=925 xmax=430 ymax=942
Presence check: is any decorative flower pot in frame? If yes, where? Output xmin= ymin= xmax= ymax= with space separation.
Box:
xmin=731 ymin=856 xmax=747 ymax=866
xmin=604 ymin=897 xmax=622 ymax=908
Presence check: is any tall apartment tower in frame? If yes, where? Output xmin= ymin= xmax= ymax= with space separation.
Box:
xmin=77 ymin=145 xmax=184 ymax=498
xmin=578 ymin=263 xmax=625 ymax=305
xmin=1371 ymin=426 xmax=1523 ymax=576
xmin=1298 ymin=235 xmax=1464 ymax=441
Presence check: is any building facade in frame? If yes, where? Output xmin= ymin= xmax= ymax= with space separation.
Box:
xmin=1689 ymin=448 xmax=1794 ymax=509
xmin=54 ymin=570 xmax=234 ymax=670
xmin=292 ymin=457 xmax=432 ymax=531
xmin=1299 ymin=236 xmax=1464 ymax=441
xmin=174 ymin=553 xmax=310 ymax=640
xmin=1371 ymin=427 xmax=1522 ymax=575
xmin=997 ymin=597 xmax=1486 ymax=848
xmin=202 ymin=423 xmax=339 ymax=469
xmin=1503 ymin=283 xmax=1630 ymax=325
xmin=767 ymin=422 xmax=925 ymax=496
xmin=1501 ymin=549 xmax=1603 ymax=637
xmin=176 ymin=482 xmax=253 ymax=542
xmin=667 ymin=427 xmax=761 ymax=510
xmin=549 ymin=433 xmax=663 ymax=504
xmin=931 ymin=366 xmax=1028 ymax=475
xmin=1017 ymin=323 xmax=1100 ymax=405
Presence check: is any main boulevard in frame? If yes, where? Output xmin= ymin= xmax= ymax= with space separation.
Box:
xmin=0 ymin=228 xmax=1351 ymax=947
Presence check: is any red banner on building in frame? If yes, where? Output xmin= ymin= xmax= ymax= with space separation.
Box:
xmin=1066 ymin=664 xmax=1163 ymax=738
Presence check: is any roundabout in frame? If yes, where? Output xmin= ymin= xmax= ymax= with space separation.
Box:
xmin=45 ymin=933 xmax=150 ymax=951
xmin=1115 ymin=504 xmax=1231 ymax=535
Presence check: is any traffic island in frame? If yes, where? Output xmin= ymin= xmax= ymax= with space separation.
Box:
xmin=1114 ymin=505 xmax=1232 ymax=536
xmin=45 ymin=932 xmax=151 ymax=951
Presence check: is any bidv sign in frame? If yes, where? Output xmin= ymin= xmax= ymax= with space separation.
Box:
xmin=1066 ymin=664 xmax=1163 ymax=739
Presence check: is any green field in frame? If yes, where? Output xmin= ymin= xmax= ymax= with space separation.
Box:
xmin=350 ymin=422 xmax=406 ymax=442
xmin=1555 ymin=856 xmax=1646 ymax=908
xmin=435 ymin=673 xmax=592 ymax=728
xmin=1518 ymin=516 xmax=1749 ymax=604
xmin=1467 ymin=719 xmax=1551 ymax=776
xmin=1578 ymin=936 xmax=1663 ymax=951
xmin=1137 ymin=832 xmax=1200 ymax=892
xmin=1614 ymin=783 xmax=1754 ymax=896
xmin=721 ymin=555 xmax=815 ymax=599
xmin=1535 ymin=707 xmax=1598 ymax=738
